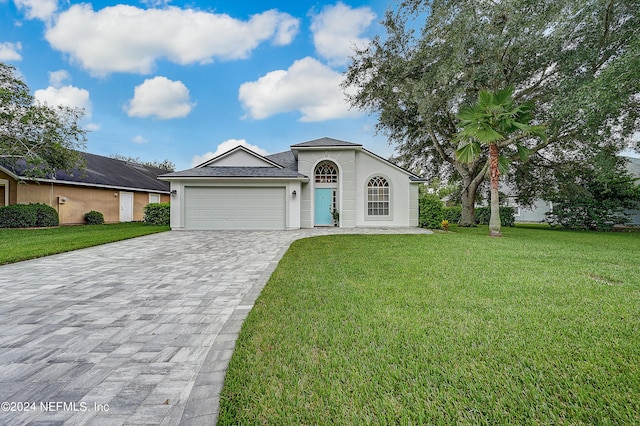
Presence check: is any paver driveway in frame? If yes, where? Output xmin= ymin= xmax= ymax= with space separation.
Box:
xmin=0 ymin=228 xmax=430 ymax=425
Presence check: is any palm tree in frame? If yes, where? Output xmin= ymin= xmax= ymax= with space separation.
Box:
xmin=456 ymin=86 xmax=546 ymax=237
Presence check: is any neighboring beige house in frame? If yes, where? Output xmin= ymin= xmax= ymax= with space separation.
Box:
xmin=160 ymin=137 xmax=426 ymax=231
xmin=0 ymin=152 xmax=171 ymax=225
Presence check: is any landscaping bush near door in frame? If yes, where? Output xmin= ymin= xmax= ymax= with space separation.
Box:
xmin=144 ymin=202 xmax=170 ymax=226
xmin=0 ymin=203 xmax=59 ymax=228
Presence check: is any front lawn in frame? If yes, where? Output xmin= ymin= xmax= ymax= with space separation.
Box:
xmin=219 ymin=226 xmax=640 ymax=424
xmin=0 ymin=222 xmax=169 ymax=265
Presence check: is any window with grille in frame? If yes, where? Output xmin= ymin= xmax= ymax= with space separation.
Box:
xmin=367 ymin=176 xmax=390 ymax=216
xmin=315 ymin=162 xmax=338 ymax=183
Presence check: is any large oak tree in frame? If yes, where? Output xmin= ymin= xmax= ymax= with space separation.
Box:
xmin=344 ymin=0 xmax=639 ymax=226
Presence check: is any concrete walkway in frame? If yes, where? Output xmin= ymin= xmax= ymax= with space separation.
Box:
xmin=0 ymin=228 xmax=431 ymax=425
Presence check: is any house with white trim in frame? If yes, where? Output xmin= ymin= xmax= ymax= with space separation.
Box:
xmin=160 ymin=137 xmax=426 ymax=230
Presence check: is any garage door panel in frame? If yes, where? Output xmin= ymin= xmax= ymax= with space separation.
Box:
xmin=185 ymin=187 xmax=286 ymax=230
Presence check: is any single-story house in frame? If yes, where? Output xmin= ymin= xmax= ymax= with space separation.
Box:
xmin=159 ymin=137 xmax=426 ymax=231
xmin=0 ymin=152 xmax=171 ymax=225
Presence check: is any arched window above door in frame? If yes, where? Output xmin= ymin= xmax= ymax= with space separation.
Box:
xmin=315 ymin=162 xmax=338 ymax=183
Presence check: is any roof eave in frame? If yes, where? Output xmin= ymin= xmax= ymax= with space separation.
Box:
xmin=159 ymin=175 xmax=310 ymax=183
xmin=8 ymin=176 xmax=170 ymax=193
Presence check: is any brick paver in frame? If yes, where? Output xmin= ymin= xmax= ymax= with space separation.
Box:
xmin=0 ymin=228 xmax=430 ymax=425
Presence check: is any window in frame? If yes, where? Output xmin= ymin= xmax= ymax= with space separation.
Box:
xmin=367 ymin=176 xmax=389 ymax=216
xmin=315 ymin=162 xmax=338 ymax=183
xmin=149 ymin=193 xmax=161 ymax=204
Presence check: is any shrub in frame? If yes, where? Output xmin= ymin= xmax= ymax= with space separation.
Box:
xmin=419 ymin=193 xmax=444 ymax=229
xmin=443 ymin=206 xmax=462 ymax=224
xmin=543 ymin=148 xmax=640 ymax=231
xmin=34 ymin=204 xmax=59 ymax=227
xmin=545 ymin=201 xmax=629 ymax=231
xmin=0 ymin=203 xmax=59 ymax=228
xmin=475 ymin=206 xmax=516 ymax=227
xmin=143 ymin=202 xmax=170 ymax=226
xmin=84 ymin=210 xmax=105 ymax=225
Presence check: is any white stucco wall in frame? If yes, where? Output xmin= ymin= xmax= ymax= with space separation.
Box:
xmin=297 ymin=149 xmax=356 ymax=228
xmin=296 ymin=148 xmax=418 ymax=228
xmin=354 ymin=150 xmax=415 ymax=227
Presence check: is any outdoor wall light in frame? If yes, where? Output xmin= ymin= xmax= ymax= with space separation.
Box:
xmin=171 ymin=189 xmax=178 ymax=197
xmin=292 ymin=190 xmax=297 ymax=198
xmin=114 ymin=193 xmax=118 ymax=197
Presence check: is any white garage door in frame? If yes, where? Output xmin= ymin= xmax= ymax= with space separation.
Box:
xmin=185 ymin=187 xmax=286 ymax=230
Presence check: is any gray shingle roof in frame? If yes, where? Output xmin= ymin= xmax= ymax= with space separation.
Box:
xmin=265 ymin=150 xmax=297 ymax=171
xmin=291 ymin=137 xmax=363 ymax=148
xmin=160 ymin=166 xmax=306 ymax=179
xmin=1 ymin=152 xmax=170 ymax=192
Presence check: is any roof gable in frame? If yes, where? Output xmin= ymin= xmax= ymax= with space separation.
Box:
xmin=197 ymin=145 xmax=282 ymax=168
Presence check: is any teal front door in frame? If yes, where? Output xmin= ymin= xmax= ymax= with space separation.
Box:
xmin=315 ymin=188 xmax=333 ymax=226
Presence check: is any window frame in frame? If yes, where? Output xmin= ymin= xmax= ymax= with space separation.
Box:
xmin=314 ymin=161 xmax=338 ymax=184
xmin=366 ymin=175 xmax=391 ymax=219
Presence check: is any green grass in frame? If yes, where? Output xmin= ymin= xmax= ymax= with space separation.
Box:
xmin=0 ymin=222 xmax=169 ymax=265
xmin=219 ymin=225 xmax=640 ymax=425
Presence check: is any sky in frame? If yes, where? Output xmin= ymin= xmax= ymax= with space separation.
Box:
xmin=0 ymin=0 xmax=392 ymax=171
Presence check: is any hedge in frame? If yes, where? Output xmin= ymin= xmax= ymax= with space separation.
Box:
xmin=0 ymin=203 xmax=59 ymax=228
xmin=144 ymin=202 xmax=170 ymax=226
xmin=418 ymin=193 xmax=444 ymax=229
xmin=443 ymin=206 xmax=462 ymax=224
xmin=475 ymin=206 xmax=516 ymax=227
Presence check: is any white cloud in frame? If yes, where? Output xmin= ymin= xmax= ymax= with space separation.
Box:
xmin=34 ymin=85 xmax=92 ymax=117
xmin=239 ymin=56 xmax=361 ymax=122
xmin=45 ymin=4 xmax=299 ymax=76
xmin=0 ymin=42 xmax=22 ymax=61
xmin=33 ymin=69 xmax=92 ymax=117
xmin=125 ymin=76 xmax=195 ymax=120
xmin=191 ymin=139 xmax=269 ymax=167
xmin=13 ymin=0 xmax=57 ymax=21
xmin=310 ymin=2 xmax=375 ymax=66
xmin=132 ymin=135 xmax=149 ymax=144
xmin=85 ymin=122 xmax=101 ymax=132
xmin=48 ymin=69 xmax=70 ymax=88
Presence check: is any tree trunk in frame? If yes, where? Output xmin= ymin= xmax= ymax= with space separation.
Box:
xmin=459 ymin=176 xmax=479 ymax=227
xmin=489 ymin=144 xmax=502 ymax=237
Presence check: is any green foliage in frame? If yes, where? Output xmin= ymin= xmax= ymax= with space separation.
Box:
xmin=0 ymin=203 xmax=59 ymax=228
xmin=143 ymin=202 xmax=170 ymax=226
xmin=344 ymin=0 xmax=639 ymax=226
xmin=1 ymin=62 xmax=87 ymax=177
xmin=455 ymin=86 xmax=545 ymax=236
xmin=443 ymin=206 xmax=462 ymax=224
xmin=84 ymin=210 xmax=105 ymax=225
xmin=418 ymin=193 xmax=444 ymax=228
xmin=110 ymin=154 xmax=175 ymax=171
xmin=545 ymin=150 xmax=640 ymax=231
xmin=547 ymin=201 xmax=628 ymax=231
xmin=475 ymin=206 xmax=516 ymax=227
xmin=34 ymin=204 xmax=59 ymax=227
